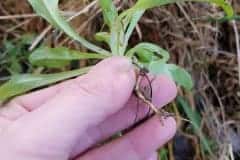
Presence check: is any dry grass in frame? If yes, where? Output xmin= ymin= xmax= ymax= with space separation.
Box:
xmin=0 ymin=0 xmax=240 ymax=159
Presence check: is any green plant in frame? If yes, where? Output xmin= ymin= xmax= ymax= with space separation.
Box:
xmin=0 ymin=0 xmax=234 ymax=101
xmin=0 ymin=34 xmax=34 ymax=75
xmin=177 ymin=96 xmax=213 ymax=156
xmin=158 ymin=148 xmax=169 ymax=160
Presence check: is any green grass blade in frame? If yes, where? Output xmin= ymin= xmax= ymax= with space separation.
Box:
xmin=109 ymin=21 xmax=123 ymax=55
xmin=29 ymin=47 xmax=109 ymax=68
xmin=99 ymin=0 xmax=118 ymax=27
xmin=202 ymin=0 xmax=234 ymax=18
xmin=132 ymin=0 xmax=234 ymax=18
xmin=95 ymin=32 xmax=110 ymax=45
xmin=206 ymin=14 xmax=240 ymax=22
xmin=0 ymin=67 xmax=90 ymax=101
xmin=134 ymin=0 xmax=179 ymax=10
xmin=158 ymin=148 xmax=168 ymax=160
xmin=27 ymin=0 xmax=110 ymax=55
xmin=99 ymin=0 xmax=123 ymax=55
xmin=122 ymin=11 xmax=145 ymax=54
xmin=177 ymin=96 xmax=213 ymax=155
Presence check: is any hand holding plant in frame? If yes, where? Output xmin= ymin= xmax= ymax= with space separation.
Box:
xmin=0 ymin=0 xmax=234 ymax=101
xmin=0 ymin=0 xmax=235 ymax=159
xmin=0 ymin=0 xmax=234 ymax=120
xmin=0 ymin=57 xmax=177 ymax=160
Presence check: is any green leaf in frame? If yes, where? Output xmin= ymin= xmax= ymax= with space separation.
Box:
xmin=0 ymin=67 xmax=90 ymax=101
xmin=124 ymin=11 xmax=144 ymax=42
xmin=203 ymin=0 xmax=234 ymax=18
xmin=99 ymin=0 xmax=125 ymax=55
xmin=126 ymin=43 xmax=170 ymax=62
xmin=158 ymin=148 xmax=168 ymax=160
xmin=95 ymin=32 xmax=110 ymax=44
xmin=9 ymin=60 xmax=22 ymax=74
xmin=148 ymin=60 xmax=171 ymax=75
xmin=29 ymin=47 xmax=108 ymax=68
xmin=136 ymin=48 xmax=158 ymax=63
xmin=98 ymin=1 xmax=126 ymax=55
xmin=27 ymin=0 xmax=110 ymax=55
xmin=149 ymin=61 xmax=193 ymax=90
xmin=167 ymin=64 xmax=193 ymax=90
xmin=207 ymin=14 xmax=240 ymax=22
xmin=132 ymin=0 xmax=234 ymax=18
xmin=99 ymin=0 xmax=118 ymax=27
xmin=134 ymin=0 xmax=179 ymax=9
xmin=177 ymin=96 xmax=213 ymax=155
xmin=109 ymin=22 xmax=125 ymax=55
xmin=121 ymin=10 xmax=145 ymax=54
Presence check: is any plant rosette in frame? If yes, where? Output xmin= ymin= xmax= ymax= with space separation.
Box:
xmin=0 ymin=0 xmax=234 ymax=116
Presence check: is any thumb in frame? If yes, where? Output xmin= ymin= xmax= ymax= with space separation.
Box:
xmin=2 ymin=56 xmax=135 ymax=159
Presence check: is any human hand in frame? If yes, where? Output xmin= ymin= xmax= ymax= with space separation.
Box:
xmin=0 ymin=57 xmax=177 ymax=160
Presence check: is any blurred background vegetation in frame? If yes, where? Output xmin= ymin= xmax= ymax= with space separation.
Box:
xmin=0 ymin=0 xmax=239 ymax=159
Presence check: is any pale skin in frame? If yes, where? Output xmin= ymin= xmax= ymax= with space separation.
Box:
xmin=0 ymin=57 xmax=177 ymax=160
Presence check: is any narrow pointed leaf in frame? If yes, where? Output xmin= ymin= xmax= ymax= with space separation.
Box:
xmin=28 ymin=0 xmax=110 ymax=55
xmin=109 ymin=20 xmax=124 ymax=55
xmin=97 ymin=0 xmax=123 ymax=55
xmin=0 ymin=67 xmax=90 ymax=101
xmin=177 ymin=96 xmax=213 ymax=155
xmin=29 ymin=47 xmax=108 ymax=68
xmin=132 ymin=0 xmax=233 ymax=18
xmin=122 ymin=10 xmax=145 ymax=54
xmin=99 ymin=0 xmax=118 ymax=27
xmin=95 ymin=32 xmax=110 ymax=44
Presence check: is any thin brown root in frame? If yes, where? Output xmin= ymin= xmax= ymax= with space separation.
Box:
xmin=135 ymin=70 xmax=191 ymax=125
xmin=135 ymin=72 xmax=159 ymax=114
xmin=135 ymin=71 xmax=176 ymax=125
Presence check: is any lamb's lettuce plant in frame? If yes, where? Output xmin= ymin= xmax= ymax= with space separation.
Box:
xmin=0 ymin=0 xmax=234 ymax=101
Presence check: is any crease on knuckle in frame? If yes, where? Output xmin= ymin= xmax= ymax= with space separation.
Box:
xmin=10 ymin=98 xmax=31 ymax=112
xmin=0 ymin=101 xmax=29 ymax=121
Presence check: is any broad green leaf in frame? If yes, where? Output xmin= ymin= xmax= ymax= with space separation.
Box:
xmin=126 ymin=43 xmax=170 ymax=62
xmin=149 ymin=61 xmax=193 ymax=90
xmin=177 ymin=96 xmax=213 ymax=155
xmin=28 ymin=0 xmax=110 ymax=55
xmin=95 ymin=32 xmax=110 ymax=44
xmin=132 ymin=0 xmax=234 ymax=18
xmin=99 ymin=0 xmax=118 ymax=27
xmin=167 ymin=64 xmax=193 ymax=90
xmin=148 ymin=60 xmax=170 ymax=74
xmin=135 ymin=48 xmax=158 ymax=63
xmin=0 ymin=67 xmax=90 ymax=101
xmin=29 ymin=47 xmax=108 ymax=68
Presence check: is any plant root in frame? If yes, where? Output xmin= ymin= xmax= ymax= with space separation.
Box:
xmin=135 ymin=69 xmax=175 ymax=125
